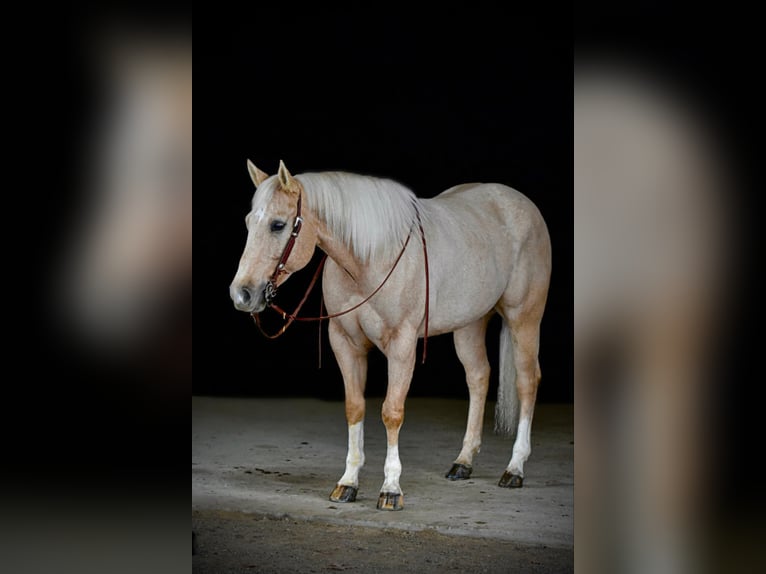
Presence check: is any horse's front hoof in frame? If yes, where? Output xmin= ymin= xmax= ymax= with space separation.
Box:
xmin=376 ymin=492 xmax=404 ymax=511
xmin=498 ymin=471 xmax=523 ymax=488
xmin=330 ymin=484 xmax=358 ymax=503
xmin=445 ymin=463 xmax=473 ymax=480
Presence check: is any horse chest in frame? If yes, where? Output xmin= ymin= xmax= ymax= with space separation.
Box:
xmin=354 ymin=306 xmax=404 ymax=349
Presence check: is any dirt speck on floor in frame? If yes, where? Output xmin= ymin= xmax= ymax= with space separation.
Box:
xmin=192 ymin=509 xmax=573 ymax=574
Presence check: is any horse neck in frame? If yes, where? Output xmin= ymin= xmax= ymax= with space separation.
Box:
xmin=300 ymin=173 xmax=417 ymax=285
xmin=312 ymin=215 xmax=365 ymax=281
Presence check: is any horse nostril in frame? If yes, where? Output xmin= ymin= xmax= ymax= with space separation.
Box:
xmin=239 ymin=286 xmax=253 ymax=304
xmin=231 ymin=282 xmax=263 ymax=311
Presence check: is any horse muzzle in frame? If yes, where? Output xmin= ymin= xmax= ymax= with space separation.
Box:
xmin=230 ymin=282 xmax=267 ymax=313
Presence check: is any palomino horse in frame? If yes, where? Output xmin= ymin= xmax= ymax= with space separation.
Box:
xmin=230 ymin=161 xmax=551 ymax=510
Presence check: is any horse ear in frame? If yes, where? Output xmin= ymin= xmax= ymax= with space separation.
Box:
xmin=277 ymin=159 xmax=299 ymax=193
xmin=247 ymin=159 xmax=269 ymax=188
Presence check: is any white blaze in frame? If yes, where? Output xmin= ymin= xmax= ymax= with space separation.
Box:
xmin=253 ymin=207 xmax=266 ymax=224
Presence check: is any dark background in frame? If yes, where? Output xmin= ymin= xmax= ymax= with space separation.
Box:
xmin=197 ymin=10 xmax=573 ymax=402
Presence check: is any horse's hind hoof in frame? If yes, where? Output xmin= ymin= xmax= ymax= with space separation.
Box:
xmin=445 ymin=463 xmax=473 ymax=480
xmin=330 ymin=484 xmax=358 ymax=503
xmin=498 ymin=471 xmax=523 ymax=488
xmin=376 ymin=492 xmax=404 ymax=511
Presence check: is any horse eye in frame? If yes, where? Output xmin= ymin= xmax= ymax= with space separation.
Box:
xmin=270 ymin=220 xmax=286 ymax=233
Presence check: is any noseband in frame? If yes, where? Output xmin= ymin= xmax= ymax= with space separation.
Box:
xmin=253 ymin=194 xmax=431 ymax=363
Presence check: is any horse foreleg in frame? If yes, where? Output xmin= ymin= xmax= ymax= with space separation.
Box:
xmin=328 ymin=321 xmax=369 ymax=503
xmin=446 ymin=316 xmax=491 ymax=480
xmin=377 ymin=329 xmax=417 ymax=511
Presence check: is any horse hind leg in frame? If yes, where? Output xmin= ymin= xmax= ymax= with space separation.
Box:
xmin=497 ymin=316 xmax=542 ymax=488
xmin=446 ymin=315 xmax=492 ymax=481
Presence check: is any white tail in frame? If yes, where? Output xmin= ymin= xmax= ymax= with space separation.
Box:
xmin=495 ymin=320 xmax=518 ymax=437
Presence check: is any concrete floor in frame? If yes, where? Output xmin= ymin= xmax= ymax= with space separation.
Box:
xmin=192 ymin=396 xmax=572 ymax=551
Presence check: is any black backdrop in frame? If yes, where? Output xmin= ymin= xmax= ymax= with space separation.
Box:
xmin=197 ymin=10 xmax=572 ymax=402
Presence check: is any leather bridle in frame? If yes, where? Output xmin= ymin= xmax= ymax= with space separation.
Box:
xmin=263 ymin=194 xmax=303 ymax=306
xmin=252 ymin=193 xmax=431 ymax=363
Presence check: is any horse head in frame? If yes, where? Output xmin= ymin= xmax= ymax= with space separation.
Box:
xmin=230 ymin=160 xmax=318 ymax=313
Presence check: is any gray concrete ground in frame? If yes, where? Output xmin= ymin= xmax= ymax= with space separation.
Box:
xmin=192 ymin=397 xmax=573 ymax=572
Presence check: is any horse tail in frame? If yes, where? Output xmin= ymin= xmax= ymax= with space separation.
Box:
xmin=494 ymin=320 xmax=518 ymax=437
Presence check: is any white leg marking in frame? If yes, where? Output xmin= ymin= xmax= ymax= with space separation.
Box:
xmin=507 ymin=415 xmax=532 ymax=476
xmin=338 ymin=421 xmax=364 ymax=487
xmin=381 ymin=444 xmax=402 ymax=494
xmin=455 ymin=398 xmax=485 ymax=465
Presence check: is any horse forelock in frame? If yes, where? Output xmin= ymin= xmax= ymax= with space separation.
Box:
xmin=250 ymin=176 xmax=277 ymax=211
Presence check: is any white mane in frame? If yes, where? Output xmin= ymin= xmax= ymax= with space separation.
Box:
xmin=296 ymin=172 xmax=419 ymax=263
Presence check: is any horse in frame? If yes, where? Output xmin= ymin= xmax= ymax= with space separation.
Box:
xmin=230 ymin=160 xmax=551 ymax=510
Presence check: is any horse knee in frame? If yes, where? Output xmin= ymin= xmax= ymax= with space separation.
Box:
xmin=345 ymin=402 xmax=365 ymax=425
xmin=381 ymin=402 xmax=404 ymax=430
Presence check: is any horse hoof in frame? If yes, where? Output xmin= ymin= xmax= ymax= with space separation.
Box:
xmin=498 ymin=471 xmax=523 ymax=488
xmin=445 ymin=463 xmax=473 ymax=480
xmin=329 ymin=484 xmax=358 ymax=503
xmin=376 ymin=492 xmax=404 ymax=511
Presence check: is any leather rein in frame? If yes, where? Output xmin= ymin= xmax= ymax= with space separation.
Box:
xmin=251 ymin=194 xmax=431 ymax=363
